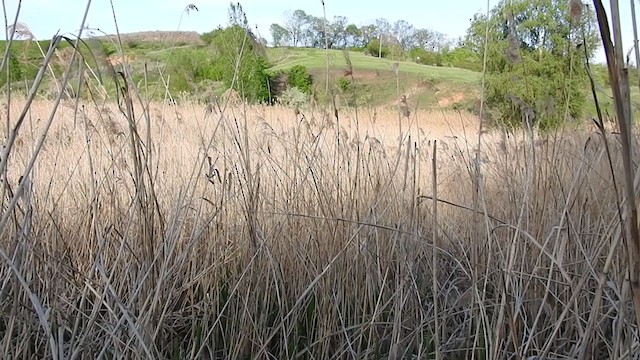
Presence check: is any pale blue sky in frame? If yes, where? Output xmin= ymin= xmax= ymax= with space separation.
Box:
xmin=5 ymin=0 xmax=637 ymax=64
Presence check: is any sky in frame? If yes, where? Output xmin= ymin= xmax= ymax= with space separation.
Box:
xmin=4 ymin=0 xmax=637 ymax=64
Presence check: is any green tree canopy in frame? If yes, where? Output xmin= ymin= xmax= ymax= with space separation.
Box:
xmin=270 ymin=23 xmax=291 ymax=47
xmin=464 ymin=0 xmax=599 ymax=129
xmin=207 ymin=3 xmax=272 ymax=103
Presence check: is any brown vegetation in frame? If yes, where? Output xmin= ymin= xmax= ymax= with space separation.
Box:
xmin=0 ymin=96 xmax=636 ymax=358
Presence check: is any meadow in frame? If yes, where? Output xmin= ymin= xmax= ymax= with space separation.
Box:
xmin=0 ymin=90 xmax=636 ymax=359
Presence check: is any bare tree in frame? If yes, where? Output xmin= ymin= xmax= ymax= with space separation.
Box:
xmin=331 ymin=16 xmax=349 ymax=48
xmin=359 ymin=24 xmax=378 ymax=46
xmin=283 ymin=9 xmax=310 ymax=47
xmin=375 ymin=18 xmax=391 ymax=57
xmin=411 ymin=28 xmax=435 ymax=50
xmin=393 ymin=19 xmax=415 ymax=51
xmin=411 ymin=29 xmax=450 ymax=51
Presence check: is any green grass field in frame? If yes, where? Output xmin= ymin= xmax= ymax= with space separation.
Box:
xmin=266 ymin=47 xmax=481 ymax=84
xmin=266 ymin=47 xmax=481 ymax=109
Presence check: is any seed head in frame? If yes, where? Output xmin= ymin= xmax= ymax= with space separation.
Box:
xmin=570 ymin=0 xmax=583 ymax=24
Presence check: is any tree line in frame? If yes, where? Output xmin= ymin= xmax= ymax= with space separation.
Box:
xmin=270 ymin=10 xmax=450 ymax=52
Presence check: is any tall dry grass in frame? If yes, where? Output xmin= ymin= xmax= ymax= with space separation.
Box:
xmin=0 ymin=94 xmax=637 ymax=359
xmin=2 ymin=1 xmax=640 ymax=359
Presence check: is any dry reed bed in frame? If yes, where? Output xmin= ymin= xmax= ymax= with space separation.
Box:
xmin=0 ymin=98 xmax=636 ymax=359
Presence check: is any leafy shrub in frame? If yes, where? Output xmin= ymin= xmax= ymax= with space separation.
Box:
xmin=125 ymin=40 xmax=141 ymax=49
xmin=465 ymin=0 xmax=599 ymax=130
xmin=200 ymin=28 xmax=219 ymax=45
xmin=337 ymin=78 xmax=351 ymax=92
xmin=278 ymin=86 xmax=309 ymax=107
xmin=100 ymin=42 xmax=117 ymax=57
xmin=0 ymin=54 xmax=23 ymax=88
xmin=365 ymin=39 xmax=389 ymax=58
xmin=287 ymin=65 xmax=313 ymax=94
xmin=441 ymin=47 xmax=482 ymax=71
xmin=409 ymin=48 xmax=442 ymax=66
xmin=207 ymin=25 xmax=273 ymax=103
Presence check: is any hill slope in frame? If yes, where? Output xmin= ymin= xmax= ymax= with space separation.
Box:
xmin=266 ymin=47 xmax=481 ymax=109
xmin=0 ymin=35 xmax=483 ymax=109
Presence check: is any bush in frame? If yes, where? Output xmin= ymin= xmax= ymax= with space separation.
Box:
xmin=365 ymin=39 xmax=389 ymax=58
xmin=166 ymin=48 xmax=218 ymax=93
xmin=465 ymin=0 xmax=599 ymax=130
xmin=125 ymin=40 xmax=141 ymax=49
xmin=287 ymin=65 xmax=313 ymax=95
xmin=441 ymin=47 xmax=482 ymax=71
xmin=200 ymin=28 xmax=219 ymax=45
xmin=409 ymin=48 xmax=442 ymax=66
xmin=100 ymin=42 xmax=118 ymax=57
xmin=337 ymin=77 xmax=351 ymax=92
xmin=208 ymin=25 xmax=273 ymax=103
xmin=278 ymin=86 xmax=310 ymax=107
xmin=0 ymin=53 xmax=23 ymax=88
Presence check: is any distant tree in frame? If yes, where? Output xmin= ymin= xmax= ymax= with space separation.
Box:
xmin=359 ymin=24 xmax=378 ymax=47
xmin=283 ymin=9 xmax=310 ymax=47
xmin=465 ymin=0 xmax=599 ymax=129
xmin=270 ymin=23 xmax=291 ymax=46
xmin=306 ymin=15 xmax=329 ymax=48
xmin=431 ymin=31 xmax=451 ymax=52
xmin=331 ymin=16 xmax=349 ymax=48
xmin=392 ymin=19 xmax=415 ymax=51
xmin=412 ymin=29 xmax=449 ymax=52
xmin=345 ymin=24 xmax=362 ymax=48
xmin=410 ymin=28 xmax=434 ymax=50
xmin=207 ymin=4 xmax=273 ymax=103
xmin=374 ymin=18 xmax=391 ymax=57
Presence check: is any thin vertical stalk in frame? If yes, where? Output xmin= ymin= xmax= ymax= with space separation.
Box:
xmin=593 ymin=0 xmax=640 ymax=330
xmin=321 ymin=1 xmax=329 ymax=99
xmin=431 ymin=140 xmax=441 ymax=360
xmin=470 ymin=0 xmax=493 ymax=358
xmin=631 ymin=0 xmax=640 ymax=92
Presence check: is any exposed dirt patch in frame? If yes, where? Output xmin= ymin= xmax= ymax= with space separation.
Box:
xmin=349 ymin=70 xmax=378 ymax=81
xmin=106 ymin=54 xmax=136 ymax=66
xmin=437 ymin=92 xmax=465 ymax=107
xmin=390 ymin=84 xmax=428 ymax=106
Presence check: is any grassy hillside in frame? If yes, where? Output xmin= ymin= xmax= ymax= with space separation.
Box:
xmin=267 ymin=47 xmax=480 ymax=83
xmin=0 ymin=35 xmax=482 ymax=110
xmin=266 ymin=47 xmax=481 ymax=109
xmin=1 ymin=33 xmax=637 ymax=117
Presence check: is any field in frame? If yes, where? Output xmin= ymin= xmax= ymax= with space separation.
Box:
xmin=266 ymin=47 xmax=481 ymax=83
xmin=0 ymin=90 xmax=638 ymax=358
